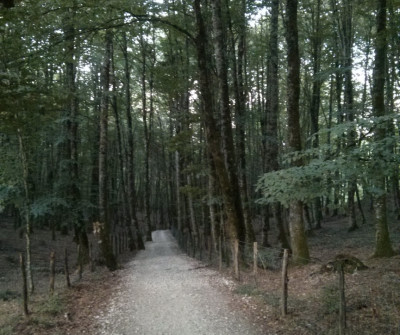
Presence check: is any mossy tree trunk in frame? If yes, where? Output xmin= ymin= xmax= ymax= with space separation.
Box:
xmin=210 ymin=0 xmax=248 ymax=246
xmin=194 ymin=0 xmax=243 ymax=248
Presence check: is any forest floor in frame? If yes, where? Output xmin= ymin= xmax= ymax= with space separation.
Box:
xmin=1 ymin=212 xmax=400 ymax=334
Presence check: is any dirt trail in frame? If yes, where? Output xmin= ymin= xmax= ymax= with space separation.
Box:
xmin=95 ymin=230 xmax=262 ymax=335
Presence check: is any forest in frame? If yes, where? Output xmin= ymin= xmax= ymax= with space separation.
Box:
xmin=0 ymin=0 xmax=399 ymax=333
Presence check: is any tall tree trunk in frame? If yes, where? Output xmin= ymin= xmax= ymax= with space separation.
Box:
xmin=285 ymin=0 xmax=309 ymax=264
xmin=226 ymin=0 xmax=255 ymax=244
xmin=98 ymin=30 xmax=117 ymax=271
xmin=140 ymin=34 xmax=154 ymax=242
xmin=111 ymin=39 xmax=133 ymax=253
xmin=387 ymin=1 xmax=400 ymax=219
xmin=309 ymin=0 xmax=323 ymax=230
xmin=194 ymin=0 xmax=244 ymax=251
xmin=262 ymin=0 xmax=289 ymax=250
xmin=371 ymin=0 xmax=394 ymax=257
xmin=331 ymin=0 xmax=345 ymax=217
xmin=122 ymin=33 xmax=145 ymax=251
xmin=17 ymin=130 xmax=34 ymax=293
xmin=64 ymin=1 xmax=89 ymax=265
xmin=344 ymin=38 xmax=358 ymax=232
xmin=334 ymin=0 xmax=358 ymax=231
xmin=122 ymin=32 xmax=143 ymax=250
xmin=210 ymin=0 xmax=247 ymax=246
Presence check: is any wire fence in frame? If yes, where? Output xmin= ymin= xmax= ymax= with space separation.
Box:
xmin=0 ymin=224 xmax=131 ymax=301
xmin=174 ymin=227 xmax=400 ymax=334
xmin=2 ymin=219 xmax=400 ymax=334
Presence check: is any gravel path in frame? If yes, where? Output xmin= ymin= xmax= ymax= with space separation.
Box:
xmin=95 ymin=230 xmax=262 ymax=335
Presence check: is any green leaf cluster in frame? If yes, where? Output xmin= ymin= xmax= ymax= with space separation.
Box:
xmin=256 ymin=115 xmax=400 ymax=207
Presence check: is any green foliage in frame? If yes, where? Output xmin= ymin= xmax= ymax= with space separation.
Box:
xmin=37 ymin=295 xmax=65 ymax=317
xmin=0 ymin=289 xmax=20 ymax=301
xmin=234 ymin=284 xmax=260 ymax=296
xmin=234 ymin=284 xmax=281 ymax=308
xmin=0 ymin=325 xmax=14 ymax=335
xmin=0 ymin=185 xmax=20 ymax=212
xmin=30 ymin=196 xmax=68 ymax=218
xmin=256 ymin=116 xmax=400 ymax=207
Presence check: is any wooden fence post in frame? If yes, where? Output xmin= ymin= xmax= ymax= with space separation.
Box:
xmin=89 ymin=242 xmax=95 ymax=272
xmin=49 ymin=251 xmax=55 ymax=295
xmin=208 ymin=235 xmax=212 ymax=261
xmin=218 ymin=235 xmax=222 ymax=271
xmin=234 ymin=239 xmax=239 ymax=280
xmin=64 ymin=247 xmax=71 ymax=288
xmin=111 ymin=234 xmax=117 ymax=257
xmin=77 ymin=244 xmax=83 ymax=280
xmin=186 ymin=233 xmax=190 ymax=254
xmin=199 ymin=234 xmax=203 ymax=261
xmin=253 ymin=242 xmax=258 ymax=276
xmin=338 ymin=263 xmax=346 ymax=335
xmin=281 ymin=249 xmax=289 ymax=316
xmin=19 ymin=253 xmax=29 ymax=316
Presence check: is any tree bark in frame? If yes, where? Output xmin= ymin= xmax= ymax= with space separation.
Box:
xmin=210 ymin=0 xmax=247 ymax=246
xmin=64 ymin=2 xmax=89 ymax=266
xmin=140 ymin=34 xmax=154 ymax=242
xmin=226 ymin=0 xmax=255 ymax=245
xmin=122 ymin=32 xmax=143 ymax=251
xmin=335 ymin=0 xmax=358 ymax=231
xmin=98 ymin=30 xmax=117 ymax=271
xmin=309 ymin=0 xmax=323 ymax=229
xmin=285 ymin=0 xmax=309 ymax=264
xmin=371 ymin=0 xmax=394 ymax=257
xmin=262 ymin=0 xmax=290 ymax=250
xmin=17 ymin=129 xmax=34 ymax=294
xmin=194 ymin=0 xmax=243 ymax=248
xmin=110 ymin=39 xmax=137 ymax=255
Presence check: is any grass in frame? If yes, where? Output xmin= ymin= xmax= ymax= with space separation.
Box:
xmin=0 ymin=324 xmax=15 ymax=335
xmin=234 ymin=284 xmax=281 ymax=309
xmin=0 ymin=293 xmax=66 ymax=335
xmin=37 ymin=294 xmax=65 ymax=317
xmin=320 ymin=283 xmax=340 ymax=314
xmin=0 ymin=311 xmax=21 ymax=335
xmin=234 ymin=284 xmax=260 ymax=296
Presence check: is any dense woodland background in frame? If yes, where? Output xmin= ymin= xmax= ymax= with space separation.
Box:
xmin=0 ymin=0 xmax=399 ymax=274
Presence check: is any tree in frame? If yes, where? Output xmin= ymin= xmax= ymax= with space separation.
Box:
xmin=285 ymin=0 xmax=310 ymax=264
xmin=211 ymin=0 xmax=249 ymax=245
xmin=63 ymin=0 xmax=90 ymax=267
xmin=98 ymin=29 xmax=117 ymax=271
xmin=227 ymin=0 xmax=255 ymax=245
xmin=331 ymin=0 xmax=359 ymax=231
xmin=261 ymin=0 xmax=290 ymax=250
xmin=371 ymin=0 xmax=394 ymax=258
xmin=139 ymin=31 xmax=155 ymax=242
xmin=307 ymin=0 xmax=323 ymax=229
xmin=121 ymin=31 xmax=144 ymax=251
xmin=194 ymin=0 xmax=245 ymax=251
